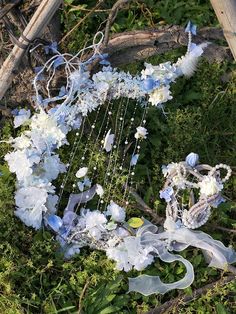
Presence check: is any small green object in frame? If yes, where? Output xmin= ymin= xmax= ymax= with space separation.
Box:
xmin=127 ymin=217 xmax=144 ymax=228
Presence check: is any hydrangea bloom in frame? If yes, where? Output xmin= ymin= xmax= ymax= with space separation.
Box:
xmin=106 ymin=236 xmax=154 ymax=272
xmin=106 ymin=201 xmax=126 ymax=222
xmin=13 ymin=109 xmax=31 ymax=128
xmin=15 ymin=186 xmax=48 ymax=229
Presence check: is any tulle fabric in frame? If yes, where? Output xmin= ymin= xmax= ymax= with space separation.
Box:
xmin=128 ymin=222 xmax=236 ymax=295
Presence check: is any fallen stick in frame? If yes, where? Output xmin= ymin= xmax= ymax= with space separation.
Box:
xmin=146 ymin=275 xmax=236 ymax=314
xmin=0 ymin=0 xmax=62 ymax=101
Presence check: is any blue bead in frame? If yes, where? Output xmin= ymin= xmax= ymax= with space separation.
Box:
xmin=47 ymin=214 xmax=63 ymax=232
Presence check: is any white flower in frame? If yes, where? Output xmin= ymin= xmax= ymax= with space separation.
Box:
xmin=106 ymin=201 xmax=126 ymax=222
xmin=45 ymin=194 xmax=58 ymax=214
xmin=15 ymin=204 xmax=47 ymax=230
xmin=43 ymin=154 xmax=66 ymax=181
xmin=12 ymin=134 xmax=31 ymax=150
xmin=15 ymin=186 xmax=48 ymax=229
xmin=5 ymin=149 xmax=40 ymax=181
xmin=96 ymin=184 xmax=104 ymax=197
xmin=134 ymin=126 xmax=148 ymax=140
xmin=89 ymin=227 xmax=102 ymax=240
xmin=106 ymin=236 xmax=154 ymax=272
xmin=142 ymin=62 xmax=175 ymax=80
xmin=30 ymin=110 xmax=67 ymax=151
xmin=198 ymin=176 xmax=223 ymax=197
xmin=13 ymin=109 xmax=31 ymax=128
xmin=148 ymin=86 xmax=172 ymax=106
xmin=115 ymin=227 xmax=130 ymax=238
xmin=84 ymin=210 xmax=107 ymax=229
xmin=76 ymin=167 xmax=88 ymax=178
xmin=64 ymin=244 xmax=81 ymax=259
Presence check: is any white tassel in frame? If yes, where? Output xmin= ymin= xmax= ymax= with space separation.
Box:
xmin=179 ymin=43 xmax=209 ymax=77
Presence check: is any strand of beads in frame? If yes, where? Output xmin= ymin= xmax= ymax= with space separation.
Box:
xmin=57 ymin=117 xmax=86 ymax=208
xmin=208 ymin=164 xmax=232 ymax=183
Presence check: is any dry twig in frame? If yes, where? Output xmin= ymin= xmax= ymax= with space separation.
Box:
xmin=129 ymin=188 xmax=164 ymax=224
xmin=77 ymin=279 xmax=90 ymax=314
xmin=104 ymin=0 xmax=133 ymax=46
xmin=145 ymin=275 xmax=236 ymax=314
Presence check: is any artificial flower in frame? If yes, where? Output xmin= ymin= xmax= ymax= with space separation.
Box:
xmin=106 ymin=201 xmax=126 ymax=222
xmin=148 ymin=86 xmax=172 ymax=106
xmin=13 ymin=109 xmax=31 ymax=128
xmin=134 ymin=126 xmax=148 ymax=140
xmin=198 ymin=176 xmax=223 ymax=196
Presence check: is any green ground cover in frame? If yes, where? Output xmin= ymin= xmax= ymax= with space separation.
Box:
xmin=0 ymin=1 xmax=236 ymax=313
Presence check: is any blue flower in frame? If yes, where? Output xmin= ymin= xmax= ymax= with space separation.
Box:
xmin=44 ymin=41 xmax=58 ymax=54
xmin=58 ymin=86 xmax=67 ymax=97
xmin=34 ymin=66 xmax=44 ymax=81
xmin=160 ymin=187 xmax=174 ymax=202
xmin=185 ymin=152 xmax=199 ymax=167
xmin=77 ymin=177 xmax=92 ymax=192
xmin=143 ymin=78 xmax=160 ymax=92
xmin=210 ymin=196 xmax=225 ymax=208
xmin=185 ymin=21 xmax=197 ymax=35
xmin=53 ymin=56 xmax=64 ymax=69
xmin=130 ymin=154 xmax=139 ymax=166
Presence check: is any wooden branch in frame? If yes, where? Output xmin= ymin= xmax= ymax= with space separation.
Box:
xmin=145 ymin=275 xmax=236 ymax=314
xmin=210 ymin=0 xmax=236 ymax=60
xmin=102 ymin=26 xmax=231 ymax=66
xmin=129 ymin=188 xmax=164 ymax=224
xmin=0 ymin=0 xmax=62 ymax=101
xmin=104 ymin=0 xmax=133 ymax=46
xmin=211 ymin=225 xmax=236 ymax=234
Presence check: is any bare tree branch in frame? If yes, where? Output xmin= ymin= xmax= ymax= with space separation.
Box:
xmin=145 ymin=275 xmax=236 ymax=314
xmin=129 ymin=188 xmax=164 ymax=224
xmin=104 ymin=0 xmax=133 ymax=46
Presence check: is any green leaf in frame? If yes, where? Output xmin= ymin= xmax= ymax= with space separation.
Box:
xmin=100 ymin=306 xmax=120 ymax=314
xmin=215 ymin=303 xmax=229 ymax=314
xmin=127 ymin=217 xmax=144 ymax=228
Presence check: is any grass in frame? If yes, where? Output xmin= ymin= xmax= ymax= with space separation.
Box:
xmin=0 ymin=0 xmax=236 ymax=313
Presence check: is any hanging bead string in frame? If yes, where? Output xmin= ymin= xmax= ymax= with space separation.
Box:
xmin=104 ymin=97 xmax=130 ymax=208
xmin=96 ymin=88 xmax=124 ymax=210
xmin=129 ymin=108 xmax=149 ymax=193
xmin=122 ymin=104 xmax=149 ymax=205
xmin=57 ymin=117 xmax=86 ymax=208
xmin=73 ymin=99 xmax=114 ymax=214
xmin=69 ymin=103 xmax=108 ymax=213
xmin=119 ymin=101 xmax=139 ymax=171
